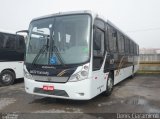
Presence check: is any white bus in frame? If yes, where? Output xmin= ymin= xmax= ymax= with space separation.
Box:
xmin=24 ymin=11 xmax=139 ymax=100
xmin=0 ymin=31 xmax=25 ymax=86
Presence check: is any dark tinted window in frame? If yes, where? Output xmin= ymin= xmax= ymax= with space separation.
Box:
xmin=130 ymin=40 xmax=134 ymax=54
xmin=0 ymin=33 xmax=16 ymax=49
xmin=0 ymin=33 xmax=5 ymax=48
xmin=108 ymin=26 xmax=117 ymax=52
xmin=94 ymin=19 xmax=105 ymax=30
xmin=134 ymin=43 xmax=136 ymax=55
xmin=94 ymin=29 xmax=101 ymax=50
xmin=5 ymin=35 xmax=16 ymax=49
xmin=125 ymin=38 xmax=129 ymax=54
xmin=118 ymin=32 xmax=125 ymax=53
xmin=137 ymin=45 xmax=139 ymax=55
xmin=93 ymin=27 xmax=105 ymax=70
xmin=17 ymin=36 xmax=25 ymax=50
xmin=133 ymin=43 xmax=134 ymax=54
xmin=93 ymin=28 xmax=104 ymax=56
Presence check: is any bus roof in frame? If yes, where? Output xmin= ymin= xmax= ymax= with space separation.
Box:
xmin=0 ymin=29 xmax=16 ymax=35
xmin=32 ymin=10 xmax=96 ymax=21
xmin=0 ymin=30 xmax=25 ymax=38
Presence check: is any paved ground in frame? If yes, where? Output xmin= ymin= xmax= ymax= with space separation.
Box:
xmin=0 ymin=74 xmax=160 ymax=119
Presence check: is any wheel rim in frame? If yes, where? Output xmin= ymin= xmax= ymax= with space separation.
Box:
xmin=107 ymin=77 xmax=113 ymax=91
xmin=2 ymin=74 xmax=12 ymax=83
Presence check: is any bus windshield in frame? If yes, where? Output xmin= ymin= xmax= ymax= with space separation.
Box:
xmin=26 ymin=14 xmax=91 ymax=65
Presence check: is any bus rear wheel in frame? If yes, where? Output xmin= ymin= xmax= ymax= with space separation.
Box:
xmin=0 ymin=70 xmax=15 ymax=86
xmin=103 ymin=72 xmax=114 ymax=96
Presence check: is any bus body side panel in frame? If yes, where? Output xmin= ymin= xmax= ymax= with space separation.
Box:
xmin=0 ymin=61 xmax=24 ymax=79
xmin=114 ymin=65 xmax=133 ymax=85
xmin=133 ymin=55 xmax=139 ymax=73
xmin=113 ymin=54 xmax=139 ymax=85
xmin=134 ymin=64 xmax=139 ymax=73
xmin=91 ymin=69 xmax=109 ymax=98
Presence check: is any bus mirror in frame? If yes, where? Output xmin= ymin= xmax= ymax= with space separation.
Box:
xmin=16 ymin=30 xmax=29 ymax=35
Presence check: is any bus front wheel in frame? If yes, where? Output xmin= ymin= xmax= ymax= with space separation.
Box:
xmin=0 ymin=70 xmax=15 ymax=86
xmin=103 ymin=72 xmax=114 ymax=96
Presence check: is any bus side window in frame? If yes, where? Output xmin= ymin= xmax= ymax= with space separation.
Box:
xmin=134 ymin=43 xmax=137 ymax=55
xmin=137 ymin=45 xmax=139 ymax=55
xmin=129 ymin=40 xmax=134 ymax=55
xmin=125 ymin=38 xmax=130 ymax=54
xmin=93 ymin=27 xmax=105 ymax=70
xmin=0 ymin=33 xmax=4 ymax=48
xmin=5 ymin=35 xmax=16 ymax=49
xmin=17 ymin=36 xmax=25 ymax=51
xmin=108 ymin=26 xmax=117 ymax=52
xmin=118 ymin=32 xmax=125 ymax=53
xmin=93 ymin=27 xmax=104 ymax=57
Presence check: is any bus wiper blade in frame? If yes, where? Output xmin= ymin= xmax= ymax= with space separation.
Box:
xmin=32 ymin=35 xmax=50 ymax=66
xmin=32 ymin=44 xmax=48 ymax=66
xmin=52 ymin=45 xmax=65 ymax=66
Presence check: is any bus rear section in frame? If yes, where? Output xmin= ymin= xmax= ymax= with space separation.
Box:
xmin=24 ymin=11 xmax=139 ymax=100
xmin=0 ymin=32 xmax=25 ymax=86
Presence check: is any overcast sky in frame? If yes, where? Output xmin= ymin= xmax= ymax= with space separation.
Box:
xmin=0 ymin=0 xmax=160 ymax=48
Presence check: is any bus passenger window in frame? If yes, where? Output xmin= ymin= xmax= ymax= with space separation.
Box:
xmin=93 ymin=27 xmax=104 ymax=70
xmin=0 ymin=34 xmax=5 ymax=48
xmin=108 ymin=27 xmax=117 ymax=52
xmin=18 ymin=36 xmax=25 ymax=51
xmin=93 ymin=28 xmax=104 ymax=57
xmin=5 ymin=35 xmax=16 ymax=49
xmin=118 ymin=34 xmax=125 ymax=53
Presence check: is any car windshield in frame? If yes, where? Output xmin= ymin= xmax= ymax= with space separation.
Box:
xmin=25 ymin=14 xmax=91 ymax=65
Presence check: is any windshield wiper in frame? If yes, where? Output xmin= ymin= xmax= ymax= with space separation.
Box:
xmin=32 ymin=36 xmax=49 ymax=66
xmin=52 ymin=44 xmax=65 ymax=66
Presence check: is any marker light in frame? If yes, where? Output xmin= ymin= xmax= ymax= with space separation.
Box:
xmin=24 ymin=66 xmax=33 ymax=79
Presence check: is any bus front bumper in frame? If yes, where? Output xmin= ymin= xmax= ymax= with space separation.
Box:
xmin=24 ymin=77 xmax=92 ymax=100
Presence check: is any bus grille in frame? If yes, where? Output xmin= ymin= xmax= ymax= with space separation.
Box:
xmin=34 ymin=88 xmax=69 ymax=97
xmin=33 ymin=75 xmax=69 ymax=83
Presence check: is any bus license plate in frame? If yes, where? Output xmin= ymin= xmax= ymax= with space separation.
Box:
xmin=43 ymin=85 xmax=54 ymax=91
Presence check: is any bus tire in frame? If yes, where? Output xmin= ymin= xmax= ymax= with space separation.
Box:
xmin=103 ymin=72 xmax=114 ymax=96
xmin=0 ymin=70 xmax=15 ymax=86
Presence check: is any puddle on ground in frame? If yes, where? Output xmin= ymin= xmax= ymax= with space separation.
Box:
xmin=97 ymin=96 xmax=160 ymax=113
xmin=34 ymin=107 xmax=82 ymax=113
xmin=0 ymin=98 xmax=16 ymax=110
xmin=124 ymin=96 xmax=148 ymax=105
xmin=149 ymin=108 xmax=160 ymax=113
xmin=98 ymin=100 xmax=123 ymax=107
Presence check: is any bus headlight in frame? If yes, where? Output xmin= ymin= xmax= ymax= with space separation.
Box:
xmin=69 ymin=64 xmax=89 ymax=82
xmin=23 ymin=68 xmax=32 ymax=79
xmin=81 ymin=71 xmax=88 ymax=76
xmin=69 ymin=71 xmax=88 ymax=82
xmin=69 ymin=72 xmax=81 ymax=82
